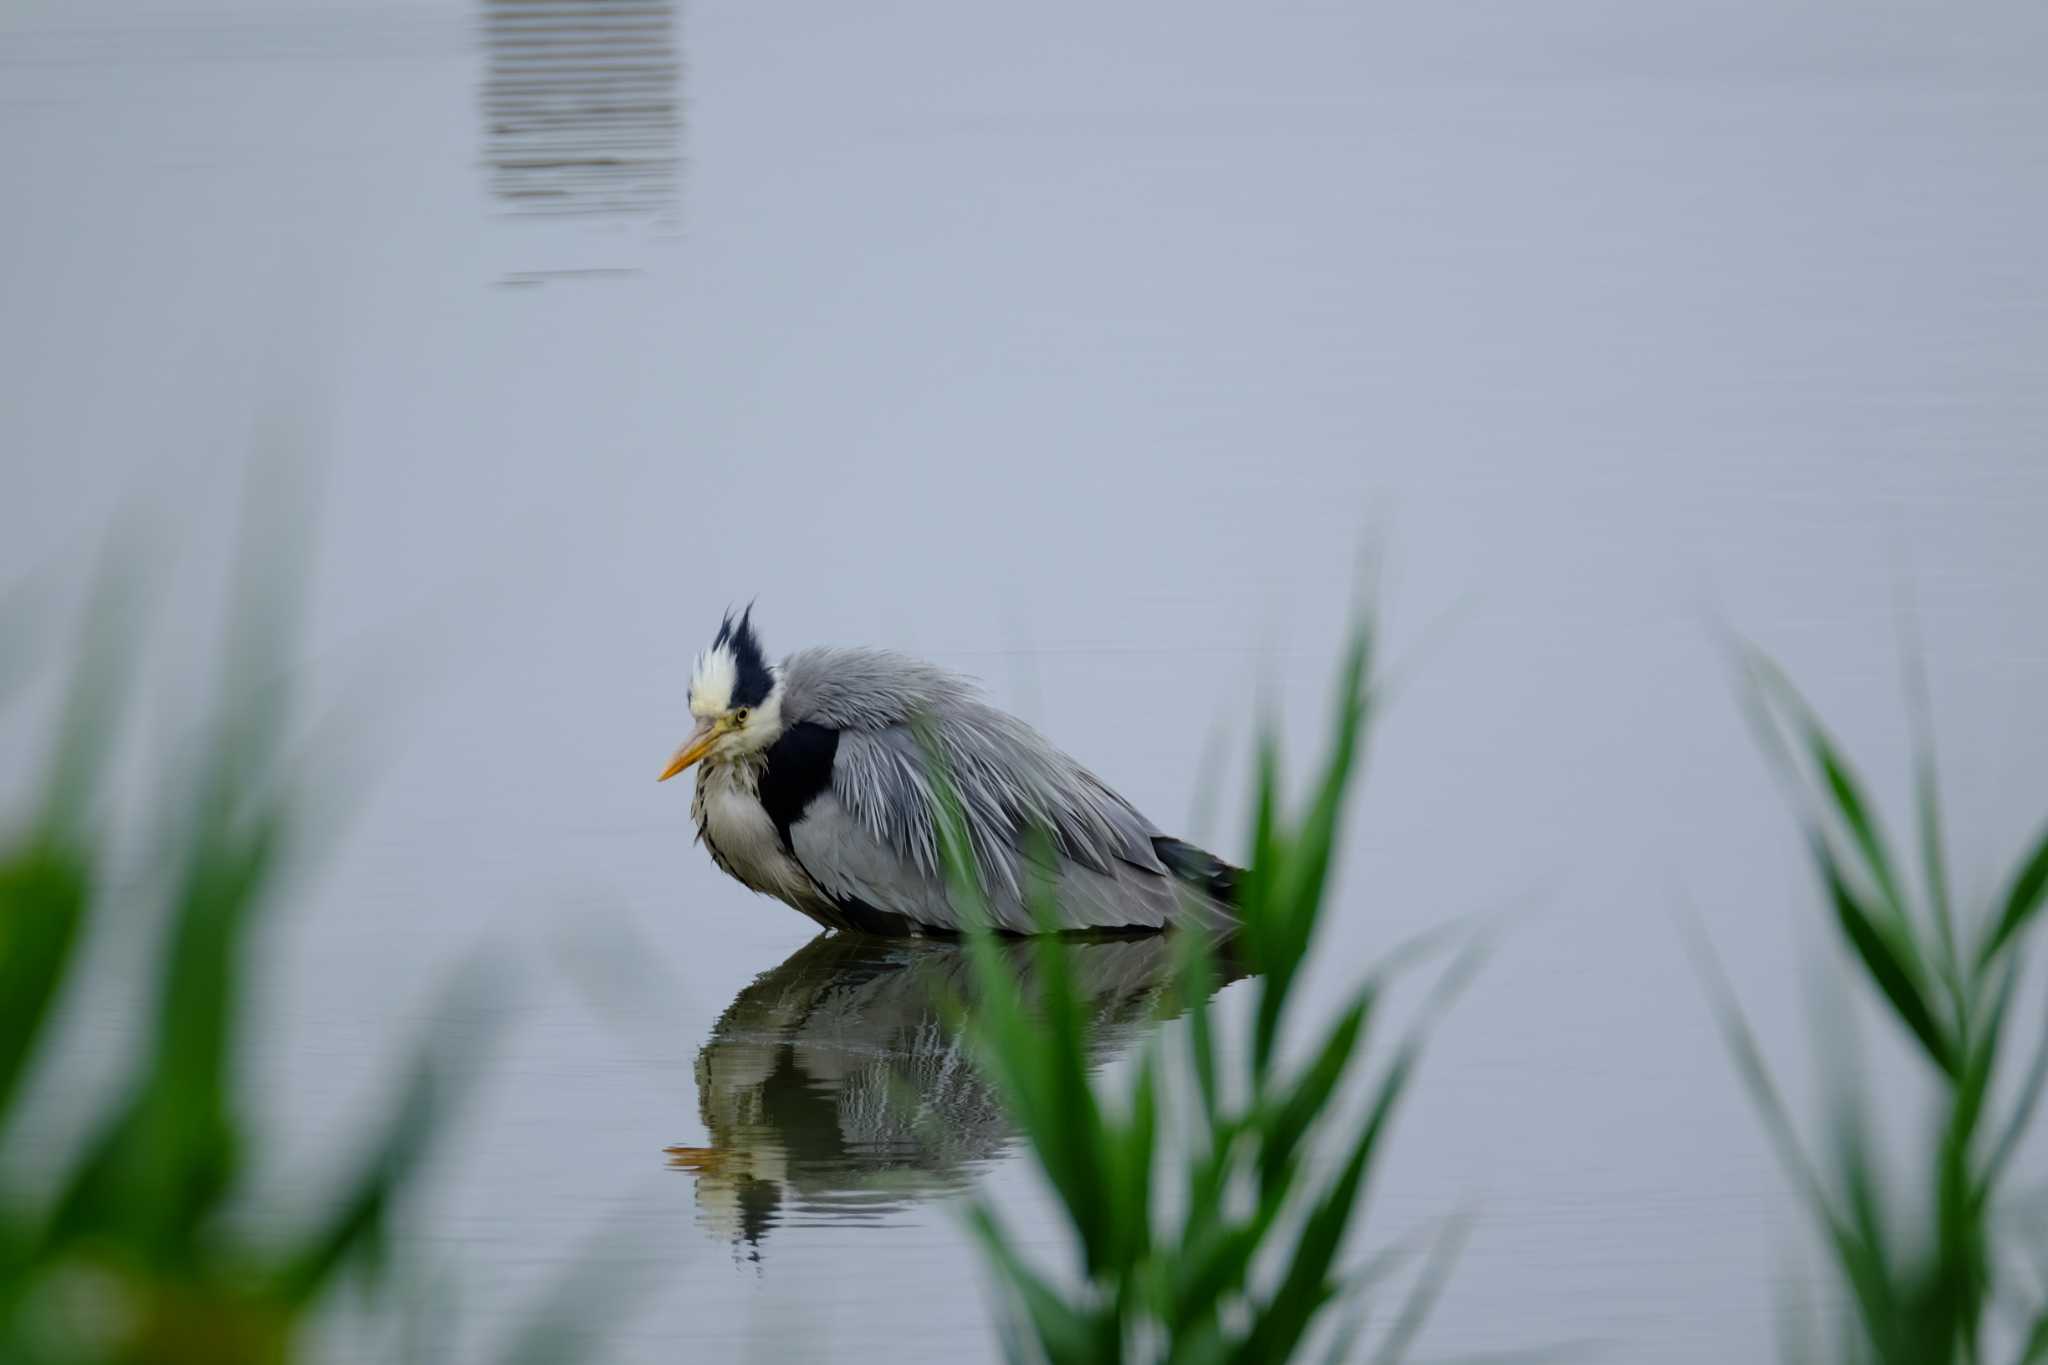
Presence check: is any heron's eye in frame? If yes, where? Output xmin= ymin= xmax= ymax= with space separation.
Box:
xmin=731 ymin=707 xmax=751 ymax=725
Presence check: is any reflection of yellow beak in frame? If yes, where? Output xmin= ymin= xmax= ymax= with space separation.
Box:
xmin=663 ymin=1143 xmax=728 ymax=1173
xmin=658 ymin=720 xmax=720 ymax=782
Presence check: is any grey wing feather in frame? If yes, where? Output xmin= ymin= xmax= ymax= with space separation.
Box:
xmin=787 ymin=792 xmax=970 ymax=930
xmin=791 ymin=788 xmax=1199 ymax=934
xmin=779 ymin=647 xmax=1232 ymax=933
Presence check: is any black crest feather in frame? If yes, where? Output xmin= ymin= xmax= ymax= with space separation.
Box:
xmin=712 ymin=604 xmax=774 ymax=708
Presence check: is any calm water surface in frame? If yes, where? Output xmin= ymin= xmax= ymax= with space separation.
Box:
xmin=3 ymin=1 xmax=2047 ymax=1360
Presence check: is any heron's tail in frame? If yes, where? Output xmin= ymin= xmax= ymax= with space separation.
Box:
xmin=1151 ymin=836 xmax=1242 ymax=922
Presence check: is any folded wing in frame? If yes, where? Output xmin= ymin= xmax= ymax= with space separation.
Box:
xmin=788 ymin=718 xmax=1233 ymax=935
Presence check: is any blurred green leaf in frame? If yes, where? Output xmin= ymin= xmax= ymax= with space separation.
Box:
xmin=35 ymin=535 xmax=145 ymax=844
xmin=0 ymin=845 xmax=89 ymax=1141
xmin=0 ymin=468 xmax=529 ymax=1364
xmin=2020 ymin=1311 xmax=2048 ymax=1365
xmin=1685 ymin=914 xmax=1841 ymax=1236
xmin=278 ymin=974 xmax=491 ymax=1304
xmin=1984 ymin=1007 xmax=2048 ymax=1196
xmin=1980 ymin=824 xmax=2048 ymax=973
xmin=1256 ymin=984 xmax=1373 ymax=1201
xmin=1898 ymin=628 xmax=1962 ymax=1000
xmin=960 ymin=611 xmax=1472 ymax=1365
xmin=1243 ymin=1039 xmax=1411 ymax=1364
xmin=1369 ymin=1210 xmax=1471 ymax=1365
xmin=1811 ymin=738 xmax=1909 ymax=929
xmin=1818 ymin=851 xmax=1953 ymax=1077
xmin=1174 ymin=931 xmax=1221 ymax=1129
xmin=1715 ymin=641 xmax=2048 ymax=1365
xmin=968 ymin=1204 xmax=1109 ymax=1365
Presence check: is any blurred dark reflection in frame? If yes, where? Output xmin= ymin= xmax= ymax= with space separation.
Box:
xmin=668 ymin=933 xmax=1243 ymax=1254
xmin=479 ymin=0 xmax=679 ymax=218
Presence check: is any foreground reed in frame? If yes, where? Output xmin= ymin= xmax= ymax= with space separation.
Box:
xmin=946 ymin=619 xmax=1479 ymax=1364
xmin=0 ymin=526 xmax=476 ymax=1364
xmin=1701 ymin=648 xmax=2048 ymax=1365
xmin=0 ymin=505 xmax=611 ymax=1364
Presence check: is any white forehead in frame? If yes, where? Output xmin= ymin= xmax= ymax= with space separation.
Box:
xmin=690 ymin=643 xmax=738 ymax=717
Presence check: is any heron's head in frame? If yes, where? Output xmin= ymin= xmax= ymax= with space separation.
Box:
xmin=658 ymin=607 xmax=784 ymax=780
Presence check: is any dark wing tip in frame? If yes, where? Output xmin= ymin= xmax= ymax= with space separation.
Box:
xmin=1152 ymin=836 xmax=1242 ymax=909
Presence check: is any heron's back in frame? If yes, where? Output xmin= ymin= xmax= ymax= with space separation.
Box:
xmin=777 ymin=647 xmax=1237 ymax=933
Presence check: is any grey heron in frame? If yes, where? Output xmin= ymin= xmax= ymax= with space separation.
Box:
xmin=657 ymin=608 xmax=1239 ymax=936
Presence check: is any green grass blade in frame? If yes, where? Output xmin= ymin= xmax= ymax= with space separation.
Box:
xmin=1246 ymin=1039 xmax=1416 ymax=1364
xmin=1257 ymin=985 xmax=1374 ymax=1200
xmin=1684 ymin=916 xmax=1844 ymax=1234
xmin=1979 ymin=823 xmax=2048 ymax=972
xmin=1811 ymin=739 xmax=1910 ymax=931
xmin=1022 ymin=907 xmax=1115 ymax=1274
xmin=1724 ymin=639 xmax=2048 ymax=1365
xmin=1818 ymin=849 xmax=1954 ymax=1077
xmin=1251 ymin=619 xmax=1372 ymax=1087
xmin=1166 ymin=1151 xmax=1297 ymax=1337
xmin=1173 ymin=931 xmax=1221 ymax=1129
xmin=1983 ymin=1000 xmax=2048 ymax=1197
xmin=45 ymin=805 xmax=287 ymax=1261
xmin=35 ymin=534 xmax=145 ymax=842
xmin=1116 ymin=1050 xmax=1158 ymax=1269
xmin=1823 ymin=1072 xmax=1908 ymax=1355
xmin=1955 ymin=957 xmax=2017 ymax=1151
xmin=278 ymin=970 xmax=493 ymax=1303
xmin=0 ymin=846 xmax=89 ymax=1140
xmin=1247 ymin=730 xmax=1289 ymax=1083
xmin=1369 ymin=1210 xmax=1473 ymax=1365
xmin=947 ymin=824 xmax=1115 ymax=1280
xmin=488 ymin=1214 xmax=652 ymax=1365
xmin=2019 ymin=1310 xmax=2048 ymax=1365
xmin=957 ymin=604 xmax=1470 ymax=1365
xmin=967 ymin=1203 xmax=1107 ymax=1365
xmin=1743 ymin=654 xmax=1897 ymax=883
xmin=1897 ymin=614 xmax=1962 ymax=996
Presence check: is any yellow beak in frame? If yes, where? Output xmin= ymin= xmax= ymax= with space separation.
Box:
xmin=658 ymin=720 xmax=720 ymax=782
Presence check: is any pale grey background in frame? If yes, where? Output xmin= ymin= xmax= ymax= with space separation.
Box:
xmin=3 ymin=0 xmax=2046 ymax=1359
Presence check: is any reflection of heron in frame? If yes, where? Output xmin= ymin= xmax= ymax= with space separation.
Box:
xmin=656 ymin=608 xmax=1239 ymax=935
xmin=667 ymin=932 xmax=1244 ymax=1250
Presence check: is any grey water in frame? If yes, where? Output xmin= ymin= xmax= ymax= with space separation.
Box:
xmin=3 ymin=0 xmax=2047 ymax=1360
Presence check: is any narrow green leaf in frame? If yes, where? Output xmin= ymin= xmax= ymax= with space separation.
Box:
xmin=966 ymin=1203 xmax=1106 ymax=1365
xmin=1811 ymin=737 xmax=1910 ymax=930
xmin=1118 ymin=1050 xmax=1158 ymax=1268
xmin=1954 ymin=957 xmax=2017 ymax=1151
xmin=279 ymin=969 xmax=493 ymax=1302
xmin=1257 ymin=986 xmax=1373 ymax=1199
xmin=1819 ymin=851 xmax=1953 ymax=1077
xmin=1175 ymin=932 xmax=1220 ymax=1128
xmin=1370 ymin=1210 xmax=1472 ymax=1365
xmin=1980 ymin=823 xmax=2048 ymax=972
xmin=1167 ymin=1172 xmax=1294 ymax=1337
xmin=490 ymin=1211 xmax=652 ymax=1365
xmin=1897 ymin=621 xmax=1963 ymax=1001
xmin=2019 ymin=1309 xmax=2048 ymax=1365
xmin=35 ymin=532 xmax=146 ymax=841
xmin=46 ymin=808 xmax=286 ymax=1261
xmin=1247 ymin=731 xmax=1290 ymax=1084
xmin=1983 ymin=1001 xmax=2048 ymax=1196
xmin=1246 ymin=1040 xmax=1415 ymax=1364
xmin=1250 ymin=617 xmax=1373 ymax=1090
xmin=0 ymin=845 xmax=89 ymax=1137
xmin=1684 ymin=916 xmax=1843 ymax=1233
